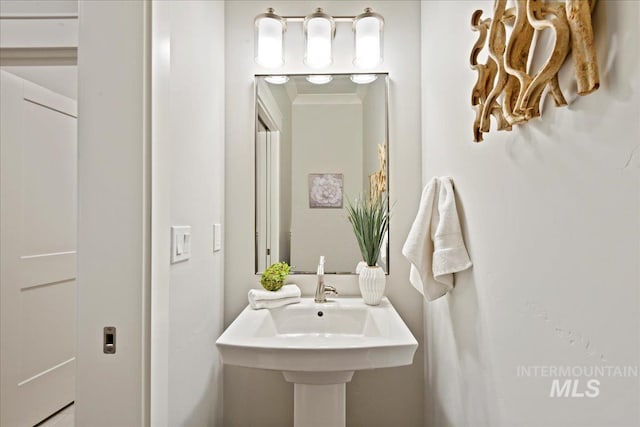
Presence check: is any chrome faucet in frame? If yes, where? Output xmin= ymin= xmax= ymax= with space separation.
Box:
xmin=315 ymin=256 xmax=338 ymax=303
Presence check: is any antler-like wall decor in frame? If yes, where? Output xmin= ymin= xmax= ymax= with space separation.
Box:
xmin=470 ymin=0 xmax=599 ymax=142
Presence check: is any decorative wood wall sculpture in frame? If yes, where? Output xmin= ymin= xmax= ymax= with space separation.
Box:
xmin=470 ymin=0 xmax=600 ymax=142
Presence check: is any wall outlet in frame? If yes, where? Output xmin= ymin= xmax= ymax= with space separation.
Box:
xmin=171 ymin=226 xmax=191 ymax=263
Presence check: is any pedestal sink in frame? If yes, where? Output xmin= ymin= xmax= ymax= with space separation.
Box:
xmin=216 ymin=297 xmax=418 ymax=427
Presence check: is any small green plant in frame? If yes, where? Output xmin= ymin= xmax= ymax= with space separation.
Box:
xmin=346 ymin=195 xmax=389 ymax=267
xmin=260 ymin=262 xmax=292 ymax=291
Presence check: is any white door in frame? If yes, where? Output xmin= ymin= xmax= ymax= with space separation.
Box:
xmin=267 ymin=130 xmax=280 ymax=265
xmin=256 ymin=125 xmax=269 ymax=272
xmin=256 ymin=123 xmax=281 ymax=272
xmin=0 ymin=70 xmax=77 ymax=426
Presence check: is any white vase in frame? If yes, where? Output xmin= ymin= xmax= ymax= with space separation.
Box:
xmin=358 ymin=266 xmax=386 ymax=305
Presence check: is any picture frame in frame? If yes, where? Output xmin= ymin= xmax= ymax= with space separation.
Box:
xmin=308 ymin=173 xmax=344 ymax=208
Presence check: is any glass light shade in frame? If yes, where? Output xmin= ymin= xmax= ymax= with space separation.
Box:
xmin=350 ymin=74 xmax=378 ymax=84
xmin=265 ymin=75 xmax=289 ymax=85
xmin=304 ymin=9 xmax=335 ymax=69
xmin=255 ymin=9 xmax=286 ymax=69
xmin=353 ymin=9 xmax=384 ymax=69
xmin=306 ymin=75 xmax=333 ymax=85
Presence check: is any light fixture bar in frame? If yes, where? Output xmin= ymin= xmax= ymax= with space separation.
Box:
xmin=254 ymin=8 xmax=384 ymax=69
xmin=273 ymin=16 xmax=358 ymax=22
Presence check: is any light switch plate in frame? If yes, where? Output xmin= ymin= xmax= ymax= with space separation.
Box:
xmin=213 ymin=223 xmax=222 ymax=252
xmin=171 ymin=226 xmax=191 ymax=263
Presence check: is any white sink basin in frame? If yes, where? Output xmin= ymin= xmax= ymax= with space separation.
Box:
xmin=217 ymin=297 xmax=417 ymax=427
xmin=216 ymin=297 xmax=417 ymax=373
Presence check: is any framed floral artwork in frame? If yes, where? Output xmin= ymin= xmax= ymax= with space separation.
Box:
xmin=308 ymin=173 xmax=343 ymax=208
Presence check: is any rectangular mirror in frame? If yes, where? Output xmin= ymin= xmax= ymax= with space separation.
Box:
xmin=255 ymin=73 xmax=389 ymax=274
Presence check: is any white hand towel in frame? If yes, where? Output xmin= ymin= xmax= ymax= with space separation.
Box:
xmin=249 ymin=296 xmax=301 ymax=310
xmin=248 ymin=284 xmax=301 ymax=309
xmin=402 ymin=177 xmax=472 ymax=301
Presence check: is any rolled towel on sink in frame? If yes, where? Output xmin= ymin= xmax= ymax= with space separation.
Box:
xmin=249 ymin=296 xmax=301 ymax=310
xmin=248 ymin=284 xmax=301 ymax=310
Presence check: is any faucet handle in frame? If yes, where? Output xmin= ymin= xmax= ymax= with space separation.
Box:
xmin=324 ymin=285 xmax=338 ymax=296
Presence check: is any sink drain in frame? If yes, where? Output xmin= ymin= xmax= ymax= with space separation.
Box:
xmin=317 ymin=311 xmax=324 ymax=317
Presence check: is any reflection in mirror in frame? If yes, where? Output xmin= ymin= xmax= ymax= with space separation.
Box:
xmin=255 ymin=74 xmax=389 ymax=275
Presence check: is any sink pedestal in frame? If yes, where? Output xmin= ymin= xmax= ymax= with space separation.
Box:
xmin=283 ymin=371 xmax=354 ymax=427
xmin=294 ymin=383 xmax=345 ymax=427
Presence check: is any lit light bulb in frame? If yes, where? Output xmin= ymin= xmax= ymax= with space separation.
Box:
xmin=265 ymin=75 xmax=290 ymax=85
xmin=351 ymin=74 xmax=378 ymax=84
xmin=304 ymin=9 xmax=335 ymax=69
xmin=306 ymin=75 xmax=333 ymax=85
xmin=255 ymin=9 xmax=286 ymax=69
xmin=353 ymin=10 xmax=384 ymax=69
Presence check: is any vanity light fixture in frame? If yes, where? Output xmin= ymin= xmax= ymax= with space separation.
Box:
xmin=303 ymin=8 xmax=336 ymax=69
xmin=306 ymin=75 xmax=333 ymax=85
xmin=254 ymin=8 xmax=384 ymax=69
xmin=350 ymin=74 xmax=378 ymax=84
xmin=265 ymin=75 xmax=290 ymax=85
xmin=353 ymin=8 xmax=384 ymax=69
xmin=254 ymin=8 xmax=286 ymax=69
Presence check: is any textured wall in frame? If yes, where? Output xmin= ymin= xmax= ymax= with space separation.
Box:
xmin=421 ymin=1 xmax=640 ymax=426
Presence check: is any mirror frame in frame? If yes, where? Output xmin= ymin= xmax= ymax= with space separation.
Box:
xmin=253 ymin=73 xmax=390 ymax=275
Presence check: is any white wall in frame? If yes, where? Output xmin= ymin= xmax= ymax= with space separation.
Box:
xmin=421 ymin=1 xmax=640 ymax=426
xmin=151 ymin=1 xmax=225 ymax=426
xmin=225 ymin=1 xmax=424 ymax=426
xmin=290 ymin=98 xmax=363 ymax=272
